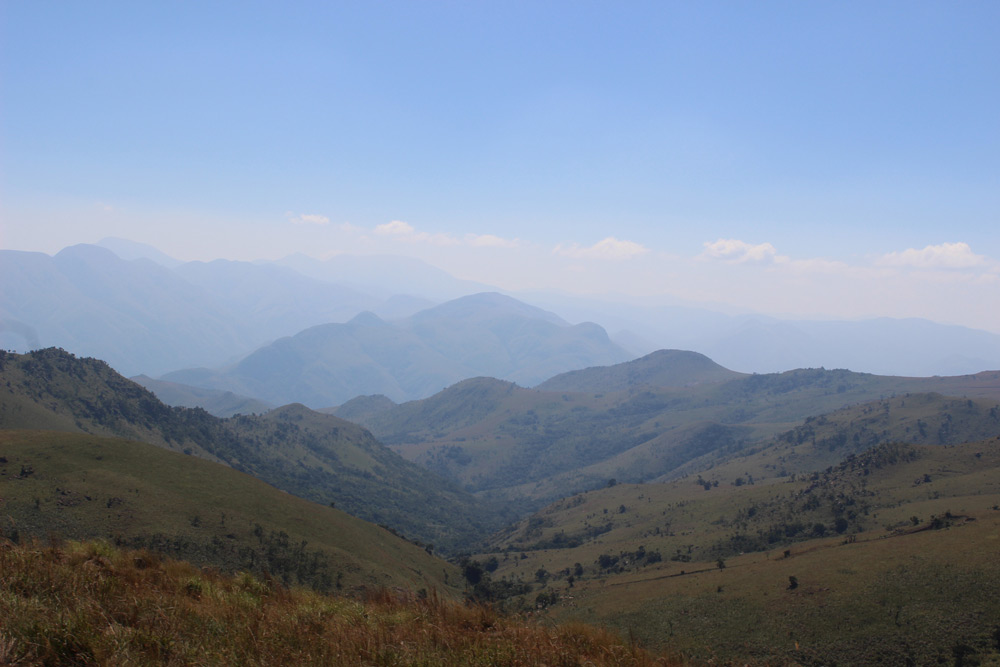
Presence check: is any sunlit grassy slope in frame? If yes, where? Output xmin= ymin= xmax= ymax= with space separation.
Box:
xmin=0 ymin=429 xmax=458 ymax=594
xmin=476 ymin=436 xmax=1000 ymax=665
xmin=0 ymin=539 xmax=673 ymax=666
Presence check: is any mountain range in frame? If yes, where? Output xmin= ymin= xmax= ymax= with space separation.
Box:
xmin=4 ymin=240 xmax=1000 ymax=402
xmin=161 ymin=292 xmax=631 ymax=408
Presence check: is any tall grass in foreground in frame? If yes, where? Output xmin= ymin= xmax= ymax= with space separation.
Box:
xmin=0 ymin=539 xmax=675 ymax=666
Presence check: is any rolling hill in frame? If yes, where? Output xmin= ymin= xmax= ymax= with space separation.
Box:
xmin=355 ymin=351 xmax=1000 ymax=507
xmin=536 ymin=348 xmax=744 ymax=392
xmin=0 ymin=348 xmax=507 ymax=552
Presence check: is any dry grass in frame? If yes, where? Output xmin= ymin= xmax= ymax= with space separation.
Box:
xmin=0 ymin=539 xmax=678 ymax=666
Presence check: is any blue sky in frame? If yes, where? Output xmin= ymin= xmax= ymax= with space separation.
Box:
xmin=2 ymin=2 xmax=999 ymax=330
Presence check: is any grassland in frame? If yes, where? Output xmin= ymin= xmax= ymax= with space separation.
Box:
xmin=473 ymin=436 xmax=1000 ymax=664
xmin=0 ymin=539 xmax=674 ymax=666
xmin=0 ymin=430 xmax=458 ymax=594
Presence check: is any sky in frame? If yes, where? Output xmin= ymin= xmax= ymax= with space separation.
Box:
xmin=2 ymin=1 xmax=999 ymax=331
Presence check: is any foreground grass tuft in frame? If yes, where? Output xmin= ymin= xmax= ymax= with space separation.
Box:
xmin=0 ymin=539 xmax=675 ymax=665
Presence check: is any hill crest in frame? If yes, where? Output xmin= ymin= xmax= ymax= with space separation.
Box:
xmin=536 ymin=348 xmax=744 ymax=392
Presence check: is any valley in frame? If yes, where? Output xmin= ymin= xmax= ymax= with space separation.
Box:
xmin=3 ymin=246 xmax=1000 ymax=664
xmin=4 ymin=339 xmax=1000 ymax=664
xmin=6 ymin=5 xmax=1000 ymax=661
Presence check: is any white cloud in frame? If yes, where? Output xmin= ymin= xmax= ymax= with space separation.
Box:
xmin=877 ymin=242 xmax=987 ymax=269
xmin=375 ymin=220 xmax=415 ymax=236
xmin=554 ymin=237 xmax=650 ymax=260
xmin=285 ymin=211 xmax=330 ymax=225
xmin=700 ymin=238 xmax=778 ymax=263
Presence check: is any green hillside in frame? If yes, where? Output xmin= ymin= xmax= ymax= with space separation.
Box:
xmin=360 ymin=357 xmax=1000 ymax=507
xmin=0 ymin=348 xmax=507 ymax=552
xmin=474 ymin=436 xmax=1000 ymax=664
xmin=0 ymin=430 xmax=459 ymax=594
xmin=690 ymin=391 xmax=1000 ymax=486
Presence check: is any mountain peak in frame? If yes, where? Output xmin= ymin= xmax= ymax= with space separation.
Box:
xmin=348 ymin=311 xmax=389 ymax=328
xmin=536 ymin=348 xmax=743 ymax=392
xmin=408 ymin=292 xmax=568 ymax=326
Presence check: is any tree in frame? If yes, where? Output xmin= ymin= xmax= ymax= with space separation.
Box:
xmin=462 ymin=559 xmax=484 ymax=586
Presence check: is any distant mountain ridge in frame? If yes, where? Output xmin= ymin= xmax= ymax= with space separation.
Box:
xmin=131 ymin=374 xmax=273 ymax=418
xmin=5 ymin=240 xmax=1000 ymax=387
xmin=273 ymin=252 xmax=494 ymax=301
xmin=0 ymin=245 xmax=253 ymax=376
xmin=518 ymin=292 xmax=1000 ymax=376
xmin=164 ymin=293 xmax=632 ymax=408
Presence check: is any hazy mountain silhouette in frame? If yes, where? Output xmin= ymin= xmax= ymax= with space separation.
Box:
xmin=273 ymin=252 xmax=494 ymax=300
xmin=521 ymin=292 xmax=1000 ymax=376
xmin=0 ymin=245 xmax=253 ymax=376
xmin=163 ymin=293 xmax=632 ymax=408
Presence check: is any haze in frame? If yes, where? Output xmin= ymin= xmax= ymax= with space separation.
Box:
xmin=2 ymin=2 xmax=998 ymax=332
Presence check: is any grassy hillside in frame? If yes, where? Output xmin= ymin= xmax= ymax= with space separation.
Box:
xmin=685 ymin=391 xmax=1000 ymax=486
xmin=0 ymin=348 xmax=507 ymax=552
xmin=0 ymin=430 xmax=458 ymax=594
xmin=361 ymin=358 xmax=1000 ymax=507
xmin=473 ymin=436 xmax=1000 ymax=664
xmin=0 ymin=539 xmax=673 ymax=666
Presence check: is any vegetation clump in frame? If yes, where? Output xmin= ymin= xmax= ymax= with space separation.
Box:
xmin=0 ymin=539 xmax=673 ymax=666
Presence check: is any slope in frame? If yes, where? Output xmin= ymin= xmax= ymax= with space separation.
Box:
xmin=0 ymin=348 xmax=506 ymax=552
xmin=0 ymin=538 xmax=670 ymax=666
xmin=476 ymin=436 xmax=1000 ymax=665
xmin=0 ymin=430 xmax=458 ymax=593
xmin=360 ymin=352 xmax=1000 ymax=507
